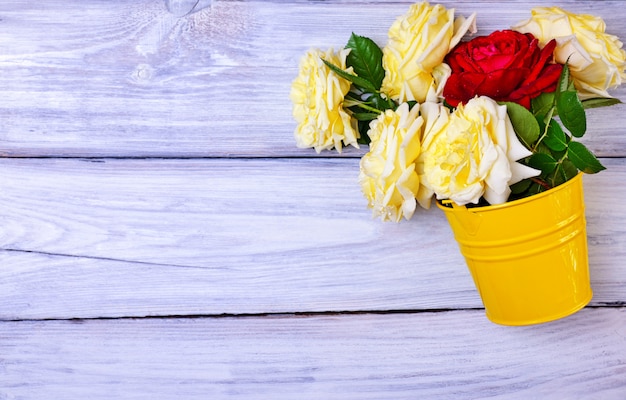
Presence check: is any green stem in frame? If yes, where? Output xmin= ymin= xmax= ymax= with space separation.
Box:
xmin=532 ymin=107 xmax=555 ymax=152
xmin=531 ymin=177 xmax=552 ymax=191
xmin=546 ymin=151 xmax=571 ymax=188
xmin=354 ymin=101 xmax=384 ymax=114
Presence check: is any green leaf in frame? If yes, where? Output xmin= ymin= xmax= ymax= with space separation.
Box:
xmin=543 ymin=119 xmax=568 ymax=151
xmin=346 ymin=33 xmax=385 ymax=90
xmin=531 ymin=92 xmax=555 ymax=118
xmin=357 ymin=121 xmax=372 ymax=144
xmin=582 ymin=97 xmax=622 ymax=109
xmin=528 ymin=153 xmax=558 ymax=174
xmin=510 ymin=178 xmax=532 ymax=194
xmin=557 ymin=63 xmax=575 ymax=93
xmin=534 ymin=141 xmax=553 ymax=155
xmin=321 ymin=58 xmax=377 ymax=92
xmin=528 ymin=182 xmax=548 ymax=195
xmin=567 ymin=141 xmax=606 ymax=174
xmin=557 ymin=90 xmax=586 ymax=137
xmin=370 ymin=93 xmax=396 ymax=111
xmin=557 ymin=159 xmax=580 ymax=185
xmin=555 ymin=63 xmax=587 ymax=138
xmin=502 ymin=101 xmax=540 ymax=149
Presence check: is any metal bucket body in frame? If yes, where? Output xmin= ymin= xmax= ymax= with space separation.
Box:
xmin=437 ymin=173 xmax=592 ymax=326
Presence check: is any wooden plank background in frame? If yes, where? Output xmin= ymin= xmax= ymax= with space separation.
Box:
xmin=1 ymin=0 xmax=625 ymax=398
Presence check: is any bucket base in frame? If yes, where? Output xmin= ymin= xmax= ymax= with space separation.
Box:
xmin=485 ymin=290 xmax=592 ymax=326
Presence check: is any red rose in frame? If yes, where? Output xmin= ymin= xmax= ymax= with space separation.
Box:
xmin=443 ymin=30 xmax=562 ymax=109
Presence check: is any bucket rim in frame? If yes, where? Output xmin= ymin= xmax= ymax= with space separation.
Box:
xmin=436 ymin=173 xmax=584 ymax=213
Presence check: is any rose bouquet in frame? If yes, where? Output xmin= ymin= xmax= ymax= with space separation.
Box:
xmin=290 ymin=2 xmax=625 ymax=223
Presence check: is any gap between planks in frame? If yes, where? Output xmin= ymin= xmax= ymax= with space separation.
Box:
xmin=1 ymin=308 xmax=489 ymax=323
xmin=7 ymin=305 xmax=626 ymax=324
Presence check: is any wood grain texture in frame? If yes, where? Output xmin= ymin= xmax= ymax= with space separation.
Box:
xmin=1 ymin=157 xmax=625 ymax=319
xmin=1 ymin=309 xmax=625 ymax=399
xmin=1 ymin=0 xmax=625 ymax=157
xmin=2 ymin=1 xmax=626 ymax=397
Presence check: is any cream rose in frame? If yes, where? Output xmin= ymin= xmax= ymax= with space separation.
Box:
xmin=359 ymin=103 xmax=425 ymax=222
xmin=381 ymin=1 xmax=476 ymax=103
xmin=419 ymin=97 xmax=540 ymax=206
xmin=290 ymin=48 xmax=360 ymax=153
xmin=513 ymin=7 xmax=626 ymax=99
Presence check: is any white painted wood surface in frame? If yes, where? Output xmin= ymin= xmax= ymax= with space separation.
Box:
xmin=1 ymin=1 xmax=625 ymax=398
xmin=1 ymin=158 xmax=625 ymax=320
xmin=1 ymin=0 xmax=625 ymax=157
xmin=2 ymin=310 xmax=625 ymax=399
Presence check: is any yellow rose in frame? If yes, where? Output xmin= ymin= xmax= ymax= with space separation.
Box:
xmin=381 ymin=2 xmax=476 ymax=103
xmin=359 ymin=103 xmax=425 ymax=222
xmin=419 ymin=97 xmax=540 ymax=206
xmin=413 ymin=102 xmax=450 ymax=209
xmin=290 ymin=48 xmax=359 ymax=153
xmin=513 ymin=7 xmax=626 ymax=98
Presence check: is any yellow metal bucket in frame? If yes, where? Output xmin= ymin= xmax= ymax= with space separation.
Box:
xmin=437 ymin=173 xmax=592 ymax=326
